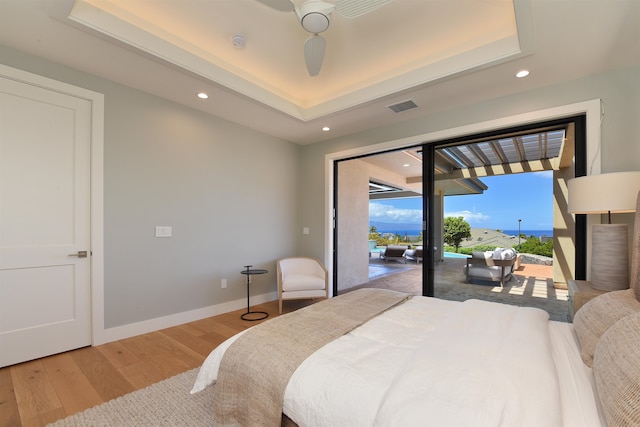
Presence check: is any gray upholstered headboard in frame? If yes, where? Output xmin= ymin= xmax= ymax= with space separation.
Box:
xmin=631 ymin=189 xmax=640 ymax=300
xmin=573 ymin=189 xmax=640 ymax=427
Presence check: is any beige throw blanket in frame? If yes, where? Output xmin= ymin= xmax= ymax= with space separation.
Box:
xmin=212 ymin=288 xmax=411 ymax=426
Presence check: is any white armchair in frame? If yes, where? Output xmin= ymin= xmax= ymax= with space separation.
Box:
xmin=277 ymin=257 xmax=329 ymax=314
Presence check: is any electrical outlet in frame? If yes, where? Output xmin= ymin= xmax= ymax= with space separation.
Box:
xmin=155 ymin=226 xmax=172 ymax=237
xmin=221 ymin=278 xmax=227 ymax=289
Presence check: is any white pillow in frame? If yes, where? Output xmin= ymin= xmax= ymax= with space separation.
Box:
xmin=493 ymin=248 xmax=504 ymax=260
xmin=501 ymin=249 xmax=516 ymax=260
xmin=471 ymin=251 xmax=487 ymax=259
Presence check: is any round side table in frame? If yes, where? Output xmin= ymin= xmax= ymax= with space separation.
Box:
xmin=240 ymin=265 xmax=269 ymax=321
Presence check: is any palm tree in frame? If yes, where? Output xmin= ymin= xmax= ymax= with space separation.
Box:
xmin=369 ymin=225 xmax=379 ymax=240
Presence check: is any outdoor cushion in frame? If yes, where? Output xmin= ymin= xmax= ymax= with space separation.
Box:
xmin=471 ymin=251 xmax=494 ymax=266
xmin=500 ymin=248 xmax=516 ymax=260
xmin=381 ymin=246 xmax=408 ymax=263
xmin=465 ymin=265 xmax=505 ymax=280
xmin=404 ymin=247 xmax=423 ymax=263
xmin=492 ymin=247 xmax=516 ymax=260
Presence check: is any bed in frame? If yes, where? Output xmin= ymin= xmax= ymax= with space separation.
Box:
xmin=191 ymin=286 xmax=640 ymax=426
xmin=192 ymin=191 xmax=640 ymax=426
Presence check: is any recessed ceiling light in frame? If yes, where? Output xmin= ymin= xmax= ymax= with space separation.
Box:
xmin=197 ymin=92 xmax=209 ymax=99
xmin=403 ymin=163 xmax=410 ymax=167
xmin=516 ymin=70 xmax=530 ymax=78
xmin=322 ymin=126 xmax=330 ymax=132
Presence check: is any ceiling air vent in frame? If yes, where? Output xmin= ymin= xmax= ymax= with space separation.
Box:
xmin=387 ymin=100 xmax=418 ymax=113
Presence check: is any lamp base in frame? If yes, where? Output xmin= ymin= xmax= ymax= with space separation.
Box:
xmin=591 ymin=224 xmax=629 ymax=291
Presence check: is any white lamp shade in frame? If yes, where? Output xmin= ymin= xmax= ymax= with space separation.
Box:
xmin=567 ymin=171 xmax=640 ymax=214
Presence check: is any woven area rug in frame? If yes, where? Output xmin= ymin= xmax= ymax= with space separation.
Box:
xmin=47 ymin=368 xmax=214 ymax=426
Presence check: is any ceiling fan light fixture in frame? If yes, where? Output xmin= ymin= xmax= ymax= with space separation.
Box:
xmin=301 ymin=12 xmax=330 ymax=33
xmin=304 ymin=35 xmax=326 ymax=76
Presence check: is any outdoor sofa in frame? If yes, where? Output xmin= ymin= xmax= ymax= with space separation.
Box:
xmin=463 ymin=247 xmax=521 ymax=287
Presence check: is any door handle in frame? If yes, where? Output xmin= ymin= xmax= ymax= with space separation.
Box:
xmin=69 ymin=250 xmax=88 ymax=258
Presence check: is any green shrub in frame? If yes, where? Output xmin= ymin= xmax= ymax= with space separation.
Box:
xmin=444 ymin=236 xmax=554 ymax=258
xmin=518 ymin=236 xmax=553 ymax=257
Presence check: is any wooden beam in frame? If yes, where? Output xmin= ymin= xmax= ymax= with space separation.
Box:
xmin=557 ymin=122 xmax=575 ymax=168
xmin=434 ymin=159 xmax=555 ymax=180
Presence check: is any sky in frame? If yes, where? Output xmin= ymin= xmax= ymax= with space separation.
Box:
xmin=369 ymin=171 xmax=554 ymax=231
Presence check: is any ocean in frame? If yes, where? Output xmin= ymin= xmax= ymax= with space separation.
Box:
xmin=374 ymin=228 xmax=553 ymax=238
xmin=375 ymin=229 xmax=422 ymax=238
xmin=501 ymin=229 xmax=553 ymax=238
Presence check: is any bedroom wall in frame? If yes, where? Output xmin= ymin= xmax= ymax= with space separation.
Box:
xmin=1 ymin=47 xmax=299 ymax=330
xmin=298 ymin=66 xmax=640 ymax=276
xmin=2 ymin=44 xmax=638 ymax=333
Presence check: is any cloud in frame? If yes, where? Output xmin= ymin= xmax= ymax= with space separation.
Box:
xmin=445 ymin=210 xmax=490 ymax=225
xmin=535 ymin=170 xmax=554 ymax=179
xmin=369 ymin=203 xmax=490 ymax=227
xmin=369 ymin=202 xmax=422 ymax=223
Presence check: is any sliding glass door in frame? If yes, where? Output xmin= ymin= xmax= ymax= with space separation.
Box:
xmin=333 ymin=115 xmax=587 ymax=305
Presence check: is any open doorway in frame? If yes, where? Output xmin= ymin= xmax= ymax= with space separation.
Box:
xmin=332 ymin=115 xmax=586 ymax=322
xmin=334 ymin=149 xmax=423 ymax=295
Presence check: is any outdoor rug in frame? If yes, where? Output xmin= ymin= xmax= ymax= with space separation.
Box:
xmin=353 ymin=259 xmax=570 ymax=322
xmin=47 ymin=368 xmax=214 ymax=426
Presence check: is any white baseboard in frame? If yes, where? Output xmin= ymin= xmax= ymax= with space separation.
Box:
xmin=93 ymin=291 xmax=278 ymax=345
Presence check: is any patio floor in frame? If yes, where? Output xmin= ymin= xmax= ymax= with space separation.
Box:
xmin=351 ymin=256 xmax=569 ymax=322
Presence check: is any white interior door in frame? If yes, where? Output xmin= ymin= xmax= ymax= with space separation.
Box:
xmin=0 ymin=75 xmax=92 ymax=367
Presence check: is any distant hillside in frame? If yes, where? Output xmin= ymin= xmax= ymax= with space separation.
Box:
xmin=460 ymin=228 xmax=520 ymax=249
xmin=370 ymin=224 xmax=547 ymax=249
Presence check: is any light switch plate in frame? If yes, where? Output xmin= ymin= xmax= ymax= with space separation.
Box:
xmin=155 ymin=226 xmax=172 ymax=237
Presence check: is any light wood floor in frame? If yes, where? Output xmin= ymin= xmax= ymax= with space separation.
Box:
xmin=1 ymin=299 xmax=316 ymax=427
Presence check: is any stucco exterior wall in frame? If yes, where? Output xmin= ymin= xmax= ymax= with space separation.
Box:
xmin=336 ymin=160 xmax=370 ymax=290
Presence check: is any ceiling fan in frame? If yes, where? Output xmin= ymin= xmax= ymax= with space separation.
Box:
xmin=256 ymin=0 xmax=392 ymax=76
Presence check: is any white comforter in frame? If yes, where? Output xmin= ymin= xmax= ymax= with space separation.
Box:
xmin=193 ymin=297 xmax=562 ymax=426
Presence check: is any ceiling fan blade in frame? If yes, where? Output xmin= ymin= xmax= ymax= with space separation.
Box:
xmin=304 ymin=35 xmax=326 ymax=76
xmin=255 ymin=0 xmax=295 ymax=12
xmin=335 ymin=0 xmax=392 ymax=18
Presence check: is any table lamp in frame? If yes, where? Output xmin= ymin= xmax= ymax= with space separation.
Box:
xmin=567 ymin=171 xmax=640 ymax=291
